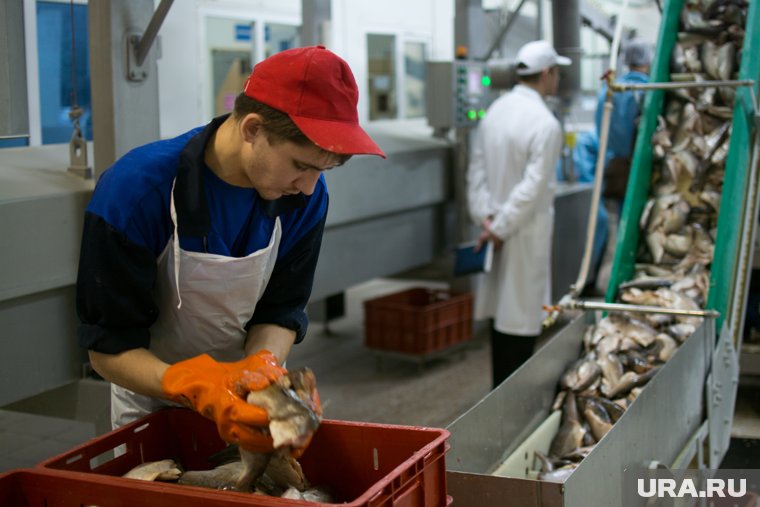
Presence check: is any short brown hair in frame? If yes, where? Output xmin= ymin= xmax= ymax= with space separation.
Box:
xmin=233 ymin=93 xmax=352 ymax=164
xmin=517 ymin=67 xmax=542 ymax=83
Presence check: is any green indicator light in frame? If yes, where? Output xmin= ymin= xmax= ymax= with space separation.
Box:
xmin=481 ymin=75 xmax=491 ymax=87
xmin=478 ymin=109 xmax=486 ymax=119
xmin=467 ymin=110 xmax=477 ymax=120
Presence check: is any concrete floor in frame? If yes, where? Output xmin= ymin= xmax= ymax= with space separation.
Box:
xmin=1 ymin=276 xmax=759 ymax=475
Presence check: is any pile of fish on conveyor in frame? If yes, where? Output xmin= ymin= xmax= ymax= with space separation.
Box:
xmin=122 ymin=367 xmax=332 ymax=502
xmin=534 ymin=0 xmax=748 ymax=483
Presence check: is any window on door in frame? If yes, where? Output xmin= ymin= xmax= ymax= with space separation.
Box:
xmin=367 ymin=34 xmax=397 ymax=121
xmin=264 ymin=23 xmax=299 ymax=58
xmin=403 ymin=41 xmax=426 ymax=119
xmin=205 ymin=17 xmax=300 ymax=117
xmin=367 ymin=34 xmax=428 ymax=121
xmin=36 ymin=1 xmax=91 ymax=145
xmin=206 ymin=17 xmax=255 ymax=117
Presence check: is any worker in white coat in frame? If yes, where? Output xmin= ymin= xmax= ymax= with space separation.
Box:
xmin=467 ymin=40 xmax=570 ymax=387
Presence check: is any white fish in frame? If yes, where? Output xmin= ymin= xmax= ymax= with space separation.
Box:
xmin=123 ymin=459 xmax=182 ymax=482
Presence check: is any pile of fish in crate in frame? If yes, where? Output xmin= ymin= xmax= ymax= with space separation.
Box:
xmin=536 ymin=0 xmax=748 ymax=482
xmin=29 ymin=385 xmax=450 ymax=506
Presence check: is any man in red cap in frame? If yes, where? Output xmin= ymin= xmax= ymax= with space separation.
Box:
xmin=76 ymin=46 xmax=384 ymax=453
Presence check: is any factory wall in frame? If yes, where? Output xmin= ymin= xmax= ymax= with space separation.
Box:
xmin=153 ymin=0 xmax=658 ymax=136
xmin=156 ymin=0 xmax=454 ymax=138
xmin=15 ymin=0 xmax=656 ymax=144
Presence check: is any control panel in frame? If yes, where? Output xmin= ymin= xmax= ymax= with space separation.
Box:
xmin=453 ymin=60 xmax=492 ymax=126
xmin=426 ymin=60 xmax=492 ymax=130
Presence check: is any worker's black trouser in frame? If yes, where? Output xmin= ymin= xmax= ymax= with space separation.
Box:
xmin=490 ymin=328 xmax=537 ymax=389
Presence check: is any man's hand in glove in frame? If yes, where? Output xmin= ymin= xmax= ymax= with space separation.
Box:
xmin=162 ymin=350 xmax=286 ymax=452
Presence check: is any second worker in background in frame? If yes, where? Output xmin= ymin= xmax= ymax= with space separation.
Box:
xmin=467 ymin=40 xmax=570 ymax=388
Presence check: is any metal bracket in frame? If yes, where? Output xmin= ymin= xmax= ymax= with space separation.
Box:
xmin=126 ymin=31 xmax=149 ymax=82
xmin=707 ymin=323 xmax=739 ymax=469
xmin=67 ymin=106 xmax=92 ymax=179
xmin=124 ymin=0 xmax=174 ymax=82
xmin=671 ymin=420 xmax=709 ymax=470
xmin=68 ymin=131 xmax=92 ymax=179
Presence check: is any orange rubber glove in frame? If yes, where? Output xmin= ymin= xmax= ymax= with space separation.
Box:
xmin=162 ymin=350 xmax=287 ymax=452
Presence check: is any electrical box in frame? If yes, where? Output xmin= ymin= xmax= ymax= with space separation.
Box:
xmin=426 ymin=60 xmax=492 ymax=130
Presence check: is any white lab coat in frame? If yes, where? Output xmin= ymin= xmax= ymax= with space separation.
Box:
xmin=467 ymin=84 xmax=563 ymax=335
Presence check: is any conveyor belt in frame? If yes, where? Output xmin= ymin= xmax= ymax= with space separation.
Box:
xmin=607 ymin=0 xmax=760 ymax=334
xmin=446 ymin=1 xmax=760 ymax=505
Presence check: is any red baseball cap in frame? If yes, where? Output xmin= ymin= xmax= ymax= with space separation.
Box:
xmin=243 ymin=45 xmax=386 ymax=158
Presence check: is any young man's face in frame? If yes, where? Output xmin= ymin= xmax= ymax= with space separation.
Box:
xmin=244 ymin=132 xmax=341 ymax=200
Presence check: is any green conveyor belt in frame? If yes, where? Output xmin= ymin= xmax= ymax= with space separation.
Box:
xmin=606 ymin=0 xmax=760 ymax=334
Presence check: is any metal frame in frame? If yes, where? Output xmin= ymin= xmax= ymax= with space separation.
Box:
xmin=708 ymin=324 xmax=741 ymax=469
xmin=447 ymin=312 xmax=715 ymax=506
xmin=88 ymin=0 xmax=161 ymax=179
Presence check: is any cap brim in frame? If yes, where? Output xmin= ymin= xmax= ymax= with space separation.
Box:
xmin=290 ymin=116 xmax=386 ymax=158
xmin=556 ymin=55 xmax=572 ymax=66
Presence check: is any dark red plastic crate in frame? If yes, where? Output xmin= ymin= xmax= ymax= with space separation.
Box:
xmin=36 ymin=408 xmax=451 ymax=506
xmin=364 ymin=288 xmax=473 ymax=355
xmin=0 ymin=467 xmax=263 ymax=507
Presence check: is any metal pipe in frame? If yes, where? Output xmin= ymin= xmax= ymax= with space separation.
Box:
xmin=570 ymin=299 xmax=720 ymax=319
xmin=135 ymin=0 xmax=174 ymax=67
xmin=569 ymin=0 xmax=629 ymax=298
xmin=552 ymin=0 xmax=582 ymax=102
xmin=611 ymin=79 xmax=755 ymax=92
xmin=481 ymin=0 xmax=529 ymax=61
xmin=608 ymin=0 xmax=628 ymax=75
xmin=571 ymin=97 xmax=611 ymax=297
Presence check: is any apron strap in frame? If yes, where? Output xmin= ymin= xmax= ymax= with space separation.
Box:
xmin=169 ymin=180 xmax=183 ymax=309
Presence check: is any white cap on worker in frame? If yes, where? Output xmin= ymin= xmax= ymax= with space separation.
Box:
xmin=623 ymin=38 xmax=653 ymax=68
xmin=515 ymin=40 xmax=572 ymax=76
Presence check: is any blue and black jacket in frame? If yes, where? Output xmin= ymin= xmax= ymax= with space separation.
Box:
xmin=76 ymin=115 xmax=327 ymax=354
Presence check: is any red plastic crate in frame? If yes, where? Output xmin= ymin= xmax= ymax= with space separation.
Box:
xmin=0 ymin=467 xmax=263 ymax=507
xmin=37 ymin=408 xmax=451 ymax=507
xmin=364 ymin=288 xmax=473 ymax=355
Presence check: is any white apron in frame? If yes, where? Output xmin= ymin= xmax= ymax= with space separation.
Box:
xmin=111 ymin=180 xmax=282 ymax=428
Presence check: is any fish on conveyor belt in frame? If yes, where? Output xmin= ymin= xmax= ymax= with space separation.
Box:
xmin=656 ymin=333 xmax=679 ymax=361
xmin=532 ymin=0 xmax=748 ymax=482
xmin=668 ymin=322 xmax=698 ymax=342
xmin=559 ymin=359 xmax=601 ymax=392
xmin=539 ymin=464 xmax=578 ymax=483
xmin=617 ymin=276 xmax=674 ymax=291
xmin=603 ymin=314 xmax=659 ymax=348
xmin=549 ymin=391 xmax=585 ymax=459
xmin=595 ymin=397 xmax=626 ymax=423
xmin=604 ymin=367 xmax=660 ymax=400
xmin=578 ymin=397 xmax=613 ymax=441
